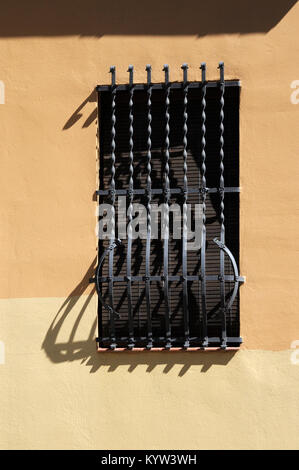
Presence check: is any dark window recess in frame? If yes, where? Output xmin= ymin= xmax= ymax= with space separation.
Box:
xmin=91 ymin=63 xmax=245 ymax=350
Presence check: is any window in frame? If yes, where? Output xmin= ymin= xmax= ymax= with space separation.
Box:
xmin=92 ymin=63 xmax=244 ymax=350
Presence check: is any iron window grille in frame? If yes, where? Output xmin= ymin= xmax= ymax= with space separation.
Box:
xmin=91 ymin=62 xmax=244 ymax=351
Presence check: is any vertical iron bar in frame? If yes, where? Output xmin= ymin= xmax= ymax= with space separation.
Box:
xmin=182 ymin=64 xmax=190 ymax=348
xmin=200 ymin=63 xmax=208 ymax=348
xmin=218 ymin=61 xmax=227 ymax=349
xmin=145 ymin=65 xmax=153 ymax=349
xmin=163 ymin=64 xmax=171 ymax=349
xmin=109 ymin=66 xmax=116 ymax=349
xmin=96 ymin=89 xmax=102 ymax=345
xmin=127 ymin=65 xmax=135 ymax=349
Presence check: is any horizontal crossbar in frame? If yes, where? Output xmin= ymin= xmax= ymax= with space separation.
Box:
xmin=97 ymin=336 xmax=243 ymax=349
xmin=90 ymin=275 xmax=245 ymax=283
xmin=97 ymin=347 xmax=240 ymax=352
xmin=96 ymin=187 xmax=240 ymax=197
xmin=97 ymin=80 xmax=240 ymax=92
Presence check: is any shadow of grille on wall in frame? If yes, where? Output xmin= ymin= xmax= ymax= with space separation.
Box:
xmin=90 ymin=63 xmax=245 ymax=350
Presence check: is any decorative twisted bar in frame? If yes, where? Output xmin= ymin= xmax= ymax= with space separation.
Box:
xmin=182 ymin=63 xmax=190 ymax=348
xmin=145 ymin=64 xmax=153 ymax=349
xmin=163 ymin=64 xmax=171 ymax=349
xmin=218 ymin=61 xmax=227 ymax=349
xmin=108 ymin=65 xmax=117 ymax=349
xmin=126 ymin=65 xmax=135 ymax=349
xmin=200 ymin=62 xmax=208 ymax=348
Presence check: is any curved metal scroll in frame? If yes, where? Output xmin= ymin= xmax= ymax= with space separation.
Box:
xmin=213 ymin=238 xmax=240 ymax=312
xmin=96 ymin=239 xmax=122 ymax=319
